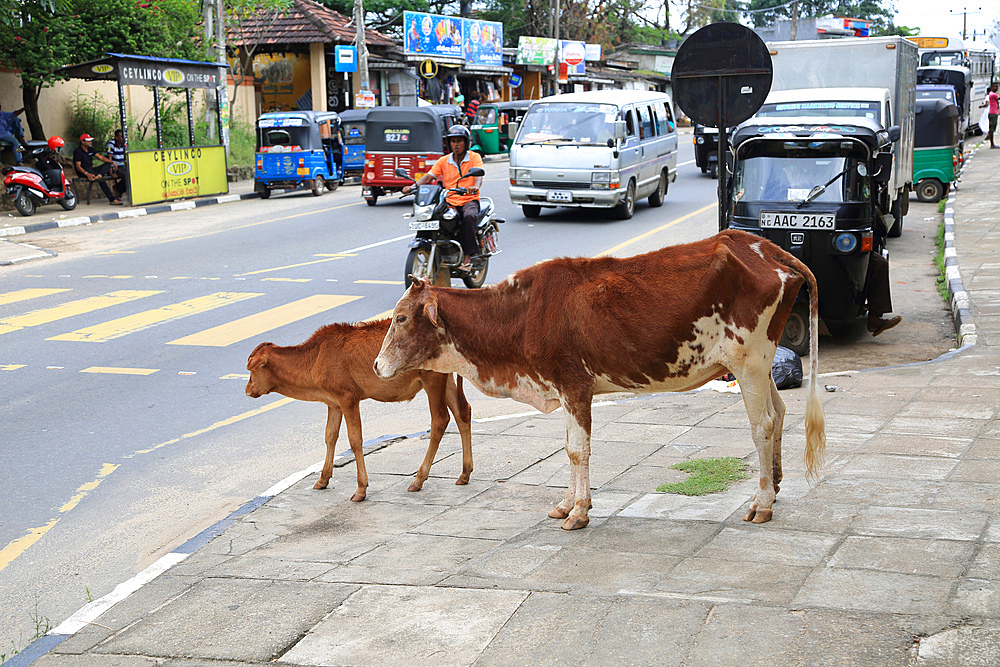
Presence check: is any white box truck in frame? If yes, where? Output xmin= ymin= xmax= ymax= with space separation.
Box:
xmin=757 ymin=36 xmax=918 ymax=235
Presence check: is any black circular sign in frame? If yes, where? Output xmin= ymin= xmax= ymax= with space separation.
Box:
xmin=671 ymin=23 xmax=772 ymax=128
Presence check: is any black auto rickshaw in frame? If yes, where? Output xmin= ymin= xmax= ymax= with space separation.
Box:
xmin=471 ymin=100 xmax=533 ymax=155
xmin=693 ymin=123 xmax=720 ymax=178
xmin=361 ymin=105 xmax=463 ymax=206
xmin=912 ymin=98 xmax=961 ymax=203
xmin=727 ymin=117 xmax=899 ymax=354
xmin=338 ymin=109 xmax=369 ymax=177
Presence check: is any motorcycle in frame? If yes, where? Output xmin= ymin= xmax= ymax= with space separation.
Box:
xmin=395 ymin=167 xmax=503 ymax=289
xmin=2 ymin=137 xmax=77 ymax=217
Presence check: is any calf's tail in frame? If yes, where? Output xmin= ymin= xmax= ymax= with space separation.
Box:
xmin=802 ymin=265 xmax=826 ymax=478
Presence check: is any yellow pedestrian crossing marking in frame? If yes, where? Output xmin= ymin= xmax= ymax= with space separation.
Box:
xmin=363 ymin=309 xmax=395 ymax=322
xmin=80 ymin=366 xmax=159 ymax=375
xmin=47 ymin=292 xmax=263 ymax=343
xmin=0 ymin=290 xmax=162 ymax=336
xmin=166 ymin=294 xmax=362 ymax=347
xmin=0 ymin=288 xmax=71 ymax=306
xmin=1 ymin=365 xmax=26 ymax=371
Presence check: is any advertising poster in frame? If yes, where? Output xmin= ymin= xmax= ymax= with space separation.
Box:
xmin=560 ymin=40 xmax=586 ymax=75
xmin=464 ymin=19 xmax=504 ymax=67
xmin=128 ymin=146 xmax=228 ymax=206
xmin=404 ymin=11 xmax=464 ymax=59
xmin=516 ymin=36 xmax=558 ymax=65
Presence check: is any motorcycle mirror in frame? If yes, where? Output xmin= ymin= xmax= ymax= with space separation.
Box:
xmin=395 ymin=168 xmax=413 ymax=180
xmin=465 ymin=167 xmax=485 ymax=178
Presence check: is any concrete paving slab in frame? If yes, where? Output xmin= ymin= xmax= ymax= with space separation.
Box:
xmin=694 ymin=526 xmax=840 ymax=567
xmin=916 ymin=625 xmax=1000 ymax=666
xmin=619 ymin=482 xmax=755 ymax=522
xmin=793 ymin=568 xmax=951 ymax=615
xmin=656 ymin=557 xmax=812 ymax=604
xmin=850 ymin=506 xmax=988 ymax=540
xmin=828 ymin=536 xmax=976 ymax=578
xmin=279 ymin=585 xmax=528 ymax=666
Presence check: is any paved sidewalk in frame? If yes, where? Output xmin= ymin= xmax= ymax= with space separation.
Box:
xmin=9 ymin=144 xmax=1000 ymax=666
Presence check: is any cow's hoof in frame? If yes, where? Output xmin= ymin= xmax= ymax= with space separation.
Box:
xmin=350 ymin=492 xmax=366 ymax=502
xmin=548 ymin=506 xmax=570 ymax=519
xmin=456 ymin=473 xmax=470 ymax=485
xmin=561 ymin=515 xmax=590 ymax=530
xmin=743 ymin=506 xmax=773 ymax=523
xmin=313 ymin=479 xmax=330 ymax=490
xmin=407 ymin=482 xmax=423 ymax=492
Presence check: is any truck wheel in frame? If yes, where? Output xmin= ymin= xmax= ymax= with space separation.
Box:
xmin=779 ymin=303 xmax=810 ymax=357
xmin=522 ymin=204 xmax=541 ymax=218
xmin=13 ymin=191 xmax=35 ymax=217
xmin=311 ymin=175 xmax=325 ymax=197
xmin=405 ymin=247 xmax=434 ymax=287
xmin=647 ymin=171 xmax=668 ymax=208
xmin=613 ymin=180 xmax=635 ymax=220
xmin=462 ymin=257 xmax=489 ymax=288
xmin=915 ymin=179 xmax=944 ymax=204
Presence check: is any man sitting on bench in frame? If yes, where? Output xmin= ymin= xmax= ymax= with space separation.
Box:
xmin=74 ymin=133 xmax=123 ymax=205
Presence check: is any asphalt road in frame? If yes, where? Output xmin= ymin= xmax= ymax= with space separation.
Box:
xmin=0 ymin=135 xmax=956 ymax=651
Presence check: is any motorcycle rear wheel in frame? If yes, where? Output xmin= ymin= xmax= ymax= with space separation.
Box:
xmin=13 ymin=191 xmax=36 ymax=217
xmin=405 ymin=247 xmax=435 ymax=287
xmin=59 ymin=186 xmax=78 ymax=210
xmin=462 ymin=257 xmax=489 ymax=288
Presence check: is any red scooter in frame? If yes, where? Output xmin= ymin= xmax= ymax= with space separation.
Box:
xmin=2 ymin=136 xmax=77 ymax=216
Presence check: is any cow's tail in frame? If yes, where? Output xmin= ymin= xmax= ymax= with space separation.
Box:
xmin=802 ymin=264 xmax=826 ymax=479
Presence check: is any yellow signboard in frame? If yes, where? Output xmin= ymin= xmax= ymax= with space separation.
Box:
xmin=128 ymin=145 xmax=228 ymax=206
xmin=909 ymin=37 xmax=950 ymax=49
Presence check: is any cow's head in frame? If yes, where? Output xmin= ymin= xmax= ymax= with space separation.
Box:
xmin=245 ymin=342 xmax=276 ymax=398
xmin=374 ymin=279 xmax=446 ymax=379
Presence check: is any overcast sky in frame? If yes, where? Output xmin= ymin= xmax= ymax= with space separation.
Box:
xmin=893 ymin=0 xmax=998 ymax=42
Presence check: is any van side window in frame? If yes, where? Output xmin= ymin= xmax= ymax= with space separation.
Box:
xmin=649 ymin=104 xmax=660 ymax=135
xmin=638 ymin=106 xmax=653 ymax=137
xmin=624 ymin=108 xmax=637 ymax=139
xmin=636 ymin=107 xmax=647 ymax=139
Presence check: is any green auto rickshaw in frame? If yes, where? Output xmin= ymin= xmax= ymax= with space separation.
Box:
xmin=471 ymin=100 xmax=533 ymax=155
xmin=913 ymin=98 xmax=961 ymax=203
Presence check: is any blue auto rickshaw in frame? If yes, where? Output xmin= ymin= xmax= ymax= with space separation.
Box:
xmin=254 ymin=111 xmax=344 ymax=198
xmin=338 ymin=109 xmax=369 ymax=177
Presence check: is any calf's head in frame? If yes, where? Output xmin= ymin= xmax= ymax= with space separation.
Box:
xmin=374 ymin=280 xmax=445 ymax=379
xmin=245 ymin=342 xmax=277 ymax=398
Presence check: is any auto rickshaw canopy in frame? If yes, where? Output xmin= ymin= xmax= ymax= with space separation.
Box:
xmin=365 ymin=106 xmax=463 ymax=153
xmin=914 ymin=98 xmax=960 ymax=148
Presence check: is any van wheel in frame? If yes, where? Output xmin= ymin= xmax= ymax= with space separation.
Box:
xmin=779 ymin=303 xmax=810 ymax=357
xmin=915 ymin=179 xmax=944 ymax=204
xmin=614 ymin=181 xmax=635 ymax=220
xmin=647 ymin=171 xmax=667 ymax=207
xmin=311 ymin=175 xmax=325 ymax=196
xmin=522 ymin=204 xmax=541 ymax=218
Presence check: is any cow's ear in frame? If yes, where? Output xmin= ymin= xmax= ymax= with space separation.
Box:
xmin=424 ymin=297 xmax=441 ymax=328
xmin=247 ymin=346 xmax=269 ymax=371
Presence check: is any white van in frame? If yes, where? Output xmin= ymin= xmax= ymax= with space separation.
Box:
xmin=508 ymin=90 xmax=678 ymax=219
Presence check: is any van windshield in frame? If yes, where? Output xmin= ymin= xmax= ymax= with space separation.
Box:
xmin=921 ymin=51 xmax=965 ymax=66
xmin=756 ymin=101 xmax=881 ymax=125
xmin=734 ymin=141 xmax=869 ymax=204
xmin=517 ymin=103 xmax=617 ymax=145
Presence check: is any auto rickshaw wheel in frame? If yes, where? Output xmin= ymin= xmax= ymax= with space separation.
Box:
xmin=522 ymin=204 xmax=541 ymax=218
xmin=259 ymin=187 xmax=271 ymax=200
xmin=312 ymin=175 xmax=325 ymax=197
xmin=709 ymin=162 xmax=719 ymax=179
xmin=326 ymin=179 xmax=339 ymax=192
xmin=614 ymin=180 xmax=635 ymax=220
xmin=915 ymin=179 xmax=944 ymax=204
xmin=405 ymin=247 xmax=435 ymax=287
xmin=647 ymin=171 xmax=667 ymax=208
xmin=779 ymin=303 xmax=810 ymax=357
xmin=462 ymin=257 xmax=489 ymax=289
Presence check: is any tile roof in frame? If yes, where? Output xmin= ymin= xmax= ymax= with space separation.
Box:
xmin=227 ymin=0 xmax=396 ymax=49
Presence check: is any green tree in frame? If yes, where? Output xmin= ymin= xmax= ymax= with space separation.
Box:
xmin=0 ymin=0 xmax=207 ymax=140
xmin=743 ymin=0 xmax=894 ymax=33
xmin=316 ymin=0 xmax=436 ymax=40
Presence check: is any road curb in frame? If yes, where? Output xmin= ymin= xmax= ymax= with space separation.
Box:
xmin=0 ymin=191 xmax=262 ymax=239
xmin=944 ymin=146 xmax=977 ymax=347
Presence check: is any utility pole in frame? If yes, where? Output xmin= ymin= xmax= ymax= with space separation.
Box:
xmin=949 ymin=6 xmax=981 ymax=40
xmin=550 ymin=0 xmax=560 ymax=95
xmin=790 ymin=0 xmax=799 ymax=41
xmin=354 ymin=0 xmax=370 ymax=103
xmin=204 ymin=0 xmax=218 ymax=141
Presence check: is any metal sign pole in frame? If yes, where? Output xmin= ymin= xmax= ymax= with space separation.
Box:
xmin=717 ymin=76 xmax=728 ymax=232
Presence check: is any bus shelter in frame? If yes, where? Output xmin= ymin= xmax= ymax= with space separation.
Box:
xmin=56 ymin=53 xmax=230 ymax=206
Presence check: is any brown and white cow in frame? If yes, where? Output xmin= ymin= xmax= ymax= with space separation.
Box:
xmin=374 ymin=229 xmax=826 ymax=530
xmin=246 ymin=318 xmax=473 ymax=501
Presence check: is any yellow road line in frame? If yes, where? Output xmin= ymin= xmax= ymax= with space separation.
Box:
xmin=0 ymin=290 xmax=163 ymax=336
xmin=0 ymin=463 xmax=118 ymax=573
xmin=1 ymin=364 xmax=26 ymax=371
xmin=0 ymin=288 xmax=71 ymax=306
xmin=80 ymin=367 xmax=159 ymax=375
xmin=596 ymin=203 xmax=716 ymax=257
xmin=167 ymin=294 xmax=362 ymax=347
xmin=47 ymin=292 xmax=263 ymax=343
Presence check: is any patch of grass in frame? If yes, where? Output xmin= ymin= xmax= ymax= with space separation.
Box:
xmin=0 ymin=598 xmax=52 ymax=662
xmin=656 ymin=457 xmax=750 ymax=496
xmin=934 ymin=220 xmax=949 ymax=303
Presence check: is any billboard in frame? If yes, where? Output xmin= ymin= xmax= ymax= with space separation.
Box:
xmin=128 ymin=146 xmax=228 ymax=206
xmin=403 ymin=11 xmax=503 ymax=66
xmin=516 ymin=36 xmax=558 ymax=65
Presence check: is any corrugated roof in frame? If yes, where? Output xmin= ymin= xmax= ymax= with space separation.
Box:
xmin=227 ymin=0 xmax=396 ymax=49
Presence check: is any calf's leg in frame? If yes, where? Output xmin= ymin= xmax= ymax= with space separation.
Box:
xmin=341 ymin=400 xmax=369 ymax=502
xmin=738 ymin=365 xmax=780 ymax=523
xmin=315 ymin=404 xmax=344 ymax=490
xmin=447 ymin=375 xmax=474 ymax=485
xmin=409 ymin=374 xmax=452 ymax=492
xmin=553 ymin=389 xmax=593 ymax=531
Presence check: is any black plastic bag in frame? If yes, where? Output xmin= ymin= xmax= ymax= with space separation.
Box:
xmin=772 ymin=345 xmax=802 ymax=389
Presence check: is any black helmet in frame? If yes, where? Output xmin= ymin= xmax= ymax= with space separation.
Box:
xmin=446 ymin=124 xmax=471 ymax=148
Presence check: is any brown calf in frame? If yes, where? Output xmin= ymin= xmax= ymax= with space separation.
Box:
xmin=246 ymin=318 xmax=473 ymax=501
xmin=375 ymin=230 xmax=826 ymax=529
